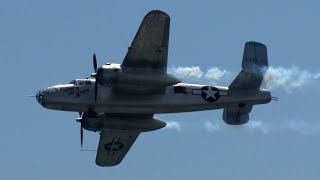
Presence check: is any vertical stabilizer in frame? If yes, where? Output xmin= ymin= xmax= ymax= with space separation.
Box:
xmin=229 ymin=41 xmax=268 ymax=90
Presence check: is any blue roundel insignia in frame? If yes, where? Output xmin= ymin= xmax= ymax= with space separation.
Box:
xmin=201 ymin=86 xmax=220 ymax=102
xmin=104 ymin=141 xmax=124 ymax=151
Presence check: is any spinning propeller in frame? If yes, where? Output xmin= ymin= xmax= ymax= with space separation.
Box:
xmin=92 ymin=54 xmax=99 ymax=103
xmin=77 ymin=54 xmax=99 ymax=148
xmin=93 ymin=54 xmax=97 ymax=72
xmin=76 ymin=112 xmax=85 ymax=147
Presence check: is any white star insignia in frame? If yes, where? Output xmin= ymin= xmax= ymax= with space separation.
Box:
xmin=203 ymin=87 xmax=218 ymax=100
xmin=108 ymin=143 xmax=122 ymax=150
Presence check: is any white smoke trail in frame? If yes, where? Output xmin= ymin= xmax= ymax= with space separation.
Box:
xmin=203 ymin=119 xmax=320 ymax=135
xmin=170 ymin=66 xmax=319 ymax=93
xmin=162 ymin=119 xmax=320 ymax=135
xmin=262 ymin=66 xmax=318 ymax=93
xmin=204 ymin=121 xmax=221 ymax=133
xmin=245 ymin=120 xmax=269 ymax=134
xmin=204 ymin=67 xmax=230 ymax=85
xmin=169 ymin=66 xmax=203 ymax=79
xmin=164 ymin=121 xmax=181 ymax=132
xmin=169 ymin=66 xmax=231 ymax=82
xmin=203 ymin=120 xmax=269 ymax=134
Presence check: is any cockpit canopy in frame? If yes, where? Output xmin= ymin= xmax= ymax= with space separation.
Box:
xmin=69 ymin=79 xmax=93 ymax=85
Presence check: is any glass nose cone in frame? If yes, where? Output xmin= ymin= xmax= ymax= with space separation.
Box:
xmin=36 ymin=90 xmax=45 ymax=104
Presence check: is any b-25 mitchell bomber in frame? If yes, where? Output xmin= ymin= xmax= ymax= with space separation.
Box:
xmin=36 ymin=10 xmax=273 ymax=166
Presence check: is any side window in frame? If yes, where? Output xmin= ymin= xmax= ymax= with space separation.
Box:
xmin=75 ymin=80 xmax=91 ymax=85
xmin=76 ymin=81 xmax=86 ymax=85
xmin=174 ymin=86 xmax=187 ymax=94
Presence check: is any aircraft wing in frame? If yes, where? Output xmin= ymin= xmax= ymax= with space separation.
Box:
xmin=95 ymin=128 xmax=140 ymax=167
xmin=121 ymin=10 xmax=170 ymax=73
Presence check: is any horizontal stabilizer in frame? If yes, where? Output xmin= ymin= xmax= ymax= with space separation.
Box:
xmin=229 ymin=41 xmax=268 ymax=90
xmin=223 ymin=105 xmax=253 ymax=125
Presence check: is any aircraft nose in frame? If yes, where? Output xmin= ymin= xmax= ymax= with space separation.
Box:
xmin=36 ymin=89 xmax=45 ymax=105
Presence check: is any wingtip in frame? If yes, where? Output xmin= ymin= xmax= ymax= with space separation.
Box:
xmin=246 ymin=41 xmax=266 ymax=47
xmin=145 ymin=10 xmax=169 ymax=18
xmin=95 ymin=160 xmax=121 ymax=167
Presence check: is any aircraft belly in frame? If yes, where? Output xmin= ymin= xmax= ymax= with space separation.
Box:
xmin=95 ymin=94 xmax=227 ymax=114
xmin=94 ymin=88 xmax=270 ymax=114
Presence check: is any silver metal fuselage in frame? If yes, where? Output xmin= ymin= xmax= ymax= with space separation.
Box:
xmin=37 ymin=80 xmax=271 ymax=114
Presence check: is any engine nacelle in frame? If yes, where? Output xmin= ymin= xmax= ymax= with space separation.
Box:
xmin=103 ymin=114 xmax=166 ymax=132
xmin=82 ymin=112 xmax=103 ymax=132
xmin=96 ymin=63 xmax=181 ymax=88
xmin=96 ymin=63 xmax=121 ymax=86
xmin=80 ymin=113 xmax=166 ymax=132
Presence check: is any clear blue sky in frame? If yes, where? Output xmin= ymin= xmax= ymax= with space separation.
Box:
xmin=1 ymin=1 xmax=320 ymax=179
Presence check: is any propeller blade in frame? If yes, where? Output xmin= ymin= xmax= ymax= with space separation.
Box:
xmin=93 ymin=54 xmax=97 ymax=72
xmin=95 ymin=79 xmax=98 ymax=103
xmin=80 ymin=121 xmax=83 ymax=148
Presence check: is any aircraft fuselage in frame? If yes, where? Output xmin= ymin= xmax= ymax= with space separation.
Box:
xmin=36 ymin=80 xmax=271 ymax=114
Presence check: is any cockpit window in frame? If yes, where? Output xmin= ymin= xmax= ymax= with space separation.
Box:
xmin=69 ymin=80 xmax=76 ymax=84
